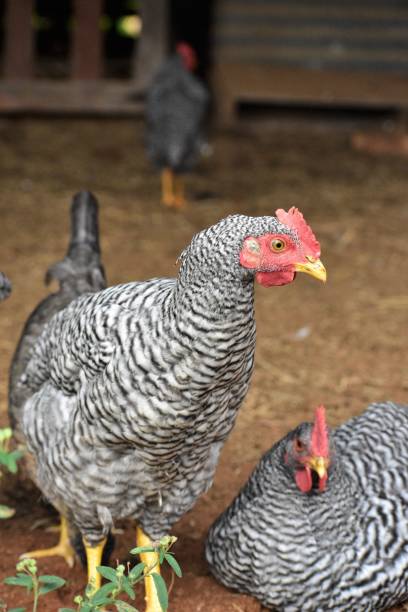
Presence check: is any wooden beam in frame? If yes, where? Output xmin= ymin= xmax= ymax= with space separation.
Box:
xmin=3 ymin=0 xmax=35 ymax=79
xmin=132 ymin=0 xmax=168 ymax=87
xmin=71 ymin=0 xmax=103 ymax=79
xmin=0 ymin=80 xmax=144 ymax=115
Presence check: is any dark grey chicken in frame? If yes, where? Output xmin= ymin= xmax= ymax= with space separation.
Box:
xmin=0 ymin=272 xmax=11 ymax=301
xmin=9 ymin=191 xmax=106 ymax=435
xmin=9 ymin=205 xmax=325 ymax=610
xmin=206 ymin=403 xmax=408 ymax=611
xmin=146 ymin=42 xmax=209 ymax=208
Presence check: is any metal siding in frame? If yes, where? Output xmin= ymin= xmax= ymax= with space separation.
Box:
xmin=214 ymin=0 xmax=408 ymax=73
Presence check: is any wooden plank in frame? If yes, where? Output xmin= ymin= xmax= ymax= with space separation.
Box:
xmin=3 ymin=0 xmax=35 ymax=78
xmin=71 ymin=0 xmax=103 ymax=79
xmin=132 ymin=0 xmax=168 ymax=87
xmin=212 ymin=63 xmax=408 ymax=123
xmin=0 ymin=80 xmax=144 ymax=115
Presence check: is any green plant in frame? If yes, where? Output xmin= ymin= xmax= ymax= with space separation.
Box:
xmin=61 ymin=535 xmax=182 ymax=612
xmin=0 ymin=427 xmax=23 ymax=519
xmin=3 ymin=558 xmax=66 ymax=612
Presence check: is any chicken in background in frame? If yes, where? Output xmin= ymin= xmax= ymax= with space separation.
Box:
xmin=9 ymin=204 xmax=325 ymax=611
xmin=146 ymin=42 xmax=210 ymax=209
xmin=0 ymin=272 xmax=11 ymax=301
xmin=206 ymin=404 xmax=408 ymax=611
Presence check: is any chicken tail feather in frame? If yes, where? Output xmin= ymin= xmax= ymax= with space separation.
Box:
xmin=45 ymin=191 xmax=106 ymax=291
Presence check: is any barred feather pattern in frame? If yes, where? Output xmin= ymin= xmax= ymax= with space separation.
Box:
xmin=16 ymin=214 xmax=296 ymax=545
xmin=205 ymin=402 xmax=408 ymax=611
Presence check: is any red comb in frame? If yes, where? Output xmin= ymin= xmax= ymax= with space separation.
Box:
xmin=311 ymin=405 xmax=329 ymax=457
xmin=275 ymin=207 xmax=321 ymax=258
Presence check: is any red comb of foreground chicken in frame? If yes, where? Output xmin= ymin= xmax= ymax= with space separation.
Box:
xmin=276 ymin=206 xmax=321 ymax=258
xmin=10 ymin=209 xmax=325 ymax=611
xmin=207 ymin=400 xmax=408 ymax=610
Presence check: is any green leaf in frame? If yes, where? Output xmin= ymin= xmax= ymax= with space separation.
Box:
xmin=38 ymin=575 xmax=66 ymax=594
xmin=121 ymin=575 xmax=135 ymax=599
xmin=89 ymin=582 xmax=116 ymax=604
xmin=4 ymin=575 xmax=33 ymax=589
xmin=96 ymin=565 xmax=118 ymax=582
xmin=58 ymin=608 xmax=76 ymax=612
xmin=152 ymin=574 xmax=168 ymax=612
xmin=114 ymin=603 xmax=139 ymax=612
xmin=0 ymin=504 xmax=15 ymax=519
xmin=0 ymin=449 xmax=22 ymax=474
xmin=8 ymin=608 xmax=26 ymax=612
xmin=159 ymin=549 xmax=165 ymax=564
xmin=164 ymin=553 xmax=182 ymax=578
xmin=128 ymin=562 xmax=145 ymax=582
xmin=130 ymin=546 xmax=156 ymax=555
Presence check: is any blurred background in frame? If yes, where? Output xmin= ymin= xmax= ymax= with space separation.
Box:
xmin=0 ymin=2 xmax=407 ymax=610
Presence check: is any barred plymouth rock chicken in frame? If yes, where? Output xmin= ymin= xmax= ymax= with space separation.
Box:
xmin=206 ymin=404 xmax=408 ymax=611
xmin=0 ymin=272 xmax=11 ymax=301
xmin=146 ymin=42 xmax=209 ymax=208
xmin=9 ymin=202 xmax=325 ymax=611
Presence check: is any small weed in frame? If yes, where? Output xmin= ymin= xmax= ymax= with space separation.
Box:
xmin=3 ymin=535 xmax=182 ymax=612
xmin=3 ymin=558 xmax=65 ymax=612
xmin=0 ymin=427 xmax=23 ymax=519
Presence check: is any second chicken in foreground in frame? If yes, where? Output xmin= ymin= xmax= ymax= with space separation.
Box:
xmin=10 ymin=204 xmax=325 ymax=610
xmin=206 ymin=404 xmax=408 ymax=611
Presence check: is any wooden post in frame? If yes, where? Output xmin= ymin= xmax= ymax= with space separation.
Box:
xmin=71 ymin=0 xmax=103 ymax=79
xmin=132 ymin=0 xmax=168 ymax=89
xmin=3 ymin=0 xmax=35 ymax=78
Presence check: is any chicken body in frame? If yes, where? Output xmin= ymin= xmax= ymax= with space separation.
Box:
xmin=9 ymin=191 xmax=106 ymax=434
xmin=146 ymin=53 xmax=209 ymax=174
xmin=10 ymin=209 xmax=324 ymax=551
xmin=206 ymin=402 xmax=408 ymax=611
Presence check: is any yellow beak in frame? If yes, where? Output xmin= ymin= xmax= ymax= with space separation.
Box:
xmin=308 ymin=456 xmax=328 ymax=479
xmin=294 ymin=257 xmax=327 ymax=282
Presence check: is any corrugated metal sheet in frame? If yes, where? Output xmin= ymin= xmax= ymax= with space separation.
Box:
xmin=214 ymin=0 xmax=408 ymax=73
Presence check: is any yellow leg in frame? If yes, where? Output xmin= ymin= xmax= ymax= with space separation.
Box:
xmin=83 ymin=536 xmax=107 ymax=593
xmin=161 ymin=168 xmax=175 ymax=207
xmin=136 ymin=526 xmax=163 ymax=612
xmin=173 ymin=175 xmax=186 ymax=209
xmin=21 ymin=515 xmax=75 ymax=567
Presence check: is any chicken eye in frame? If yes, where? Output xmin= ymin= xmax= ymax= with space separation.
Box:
xmin=294 ymin=438 xmax=304 ymax=453
xmin=271 ymin=238 xmax=286 ymax=252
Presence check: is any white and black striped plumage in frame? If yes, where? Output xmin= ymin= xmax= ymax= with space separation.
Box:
xmin=9 ymin=191 xmax=106 ymax=433
xmin=206 ymin=402 xmax=408 ymax=611
xmin=10 ymin=206 xmax=323 ymax=552
xmin=146 ymin=53 xmax=209 ymax=174
xmin=0 ymin=272 xmax=11 ymax=301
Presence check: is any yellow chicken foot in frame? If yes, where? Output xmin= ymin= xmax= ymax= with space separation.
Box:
xmin=173 ymin=175 xmax=186 ymax=209
xmin=161 ymin=168 xmax=175 ymax=207
xmin=136 ymin=526 xmax=163 ymax=612
xmin=83 ymin=536 xmax=107 ymax=594
xmin=21 ymin=515 xmax=75 ymax=567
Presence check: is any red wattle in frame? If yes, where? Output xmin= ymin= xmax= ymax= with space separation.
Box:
xmin=295 ymin=467 xmax=312 ymax=493
xmin=256 ymin=270 xmax=296 ymax=287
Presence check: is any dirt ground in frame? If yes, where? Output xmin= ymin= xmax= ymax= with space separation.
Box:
xmin=0 ymin=117 xmax=407 ymax=611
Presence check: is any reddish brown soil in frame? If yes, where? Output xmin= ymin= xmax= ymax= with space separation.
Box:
xmin=0 ymin=118 xmax=407 ymax=611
